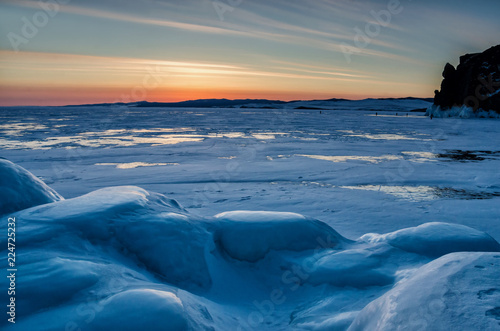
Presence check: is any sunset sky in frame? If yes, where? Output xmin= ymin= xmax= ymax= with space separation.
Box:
xmin=1 ymin=0 xmax=499 ymax=106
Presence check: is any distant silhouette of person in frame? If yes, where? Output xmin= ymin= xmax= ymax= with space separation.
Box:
xmin=375 ymin=112 xmax=378 ymax=116
xmin=430 ymin=114 xmax=434 ymax=120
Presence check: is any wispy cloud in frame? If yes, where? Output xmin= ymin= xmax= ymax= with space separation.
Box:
xmin=3 ymin=0 xmax=416 ymax=64
xmin=0 ymin=50 xmax=380 ymax=84
xmin=3 ymin=0 xmax=250 ymax=36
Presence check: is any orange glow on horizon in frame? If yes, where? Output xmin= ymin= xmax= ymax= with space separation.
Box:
xmin=0 ymin=50 xmax=435 ymax=106
xmin=0 ymin=84 xmax=431 ymax=107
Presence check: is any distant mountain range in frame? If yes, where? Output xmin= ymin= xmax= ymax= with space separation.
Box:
xmin=64 ymin=97 xmax=433 ymax=109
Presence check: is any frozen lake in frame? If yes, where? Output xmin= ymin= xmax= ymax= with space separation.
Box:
xmin=1 ymin=103 xmax=499 ymax=241
xmin=2 ymin=101 xmax=500 ymax=330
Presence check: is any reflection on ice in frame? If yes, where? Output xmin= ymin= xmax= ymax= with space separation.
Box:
xmin=207 ymin=132 xmax=288 ymax=140
xmin=252 ymin=134 xmax=278 ymax=140
xmin=95 ymin=162 xmax=178 ymax=169
xmin=0 ymin=135 xmax=205 ymax=150
xmin=402 ymin=151 xmax=437 ymax=158
xmin=0 ymin=123 xmax=48 ymax=136
xmin=83 ymin=128 xmax=196 ymax=135
xmin=82 ymin=129 xmax=127 ymax=136
xmin=0 ymin=128 xmax=291 ymax=149
xmin=298 ymin=154 xmax=402 ymax=163
xmin=132 ymin=128 xmax=194 ymax=133
xmin=207 ymin=132 xmax=246 ymax=139
xmin=341 ymin=185 xmax=436 ymax=201
xmin=338 ymin=130 xmax=430 ymax=141
xmin=365 ymin=114 xmax=424 ymax=118
xmin=293 ymin=137 xmax=319 ymax=141
xmin=341 ymin=185 xmax=500 ymax=201
xmin=402 ymin=151 xmax=438 ymax=162
xmin=128 ymin=135 xmax=205 ymax=146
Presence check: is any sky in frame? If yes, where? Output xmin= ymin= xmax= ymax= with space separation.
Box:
xmin=0 ymin=0 xmax=499 ymax=106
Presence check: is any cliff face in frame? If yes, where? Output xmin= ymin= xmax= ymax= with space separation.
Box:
xmin=433 ymin=45 xmax=500 ymax=114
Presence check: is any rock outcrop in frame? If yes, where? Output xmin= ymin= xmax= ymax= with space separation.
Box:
xmin=433 ymin=45 xmax=500 ymax=115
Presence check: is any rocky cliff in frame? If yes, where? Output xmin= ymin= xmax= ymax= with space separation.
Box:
xmin=432 ymin=45 xmax=500 ymax=116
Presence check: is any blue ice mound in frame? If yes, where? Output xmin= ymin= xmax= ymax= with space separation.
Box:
xmin=16 ymin=257 xmax=100 ymax=317
xmin=91 ymin=289 xmax=189 ymax=331
xmin=349 ymin=252 xmax=500 ymax=331
xmin=307 ymin=248 xmax=394 ymax=288
xmin=14 ymin=186 xmax=213 ymax=291
xmin=0 ymin=158 xmax=63 ymax=214
xmin=6 ymin=287 xmax=193 ymax=331
xmin=361 ymin=222 xmax=500 ymax=257
xmin=214 ymin=211 xmax=346 ymax=262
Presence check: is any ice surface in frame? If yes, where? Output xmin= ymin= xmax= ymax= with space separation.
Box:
xmin=90 ymin=289 xmax=189 ymax=331
xmin=1 ymin=161 xmax=499 ymax=330
xmin=349 ymin=252 xmax=500 ymax=331
xmin=307 ymin=250 xmax=394 ymax=288
xmin=361 ymin=222 xmax=500 ymax=257
xmin=3 ymin=105 xmax=499 ymax=243
xmin=214 ymin=211 xmax=345 ymax=262
xmin=426 ymin=104 xmax=500 ymax=118
xmin=1 ymin=101 xmax=499 ymax=330
xmin=15 ymin=185 xmax=212 ymax=291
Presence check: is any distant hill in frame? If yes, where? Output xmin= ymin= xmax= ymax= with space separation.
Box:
xmin=63 ymin=97 xmax=432 ymax=109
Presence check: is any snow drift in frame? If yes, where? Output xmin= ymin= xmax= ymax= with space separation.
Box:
xmin=1 ymin=161 xmax=499 ymax=330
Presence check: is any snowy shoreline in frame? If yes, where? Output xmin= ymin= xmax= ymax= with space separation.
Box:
xmin=426 ymin=104 xmax=500 ymax=119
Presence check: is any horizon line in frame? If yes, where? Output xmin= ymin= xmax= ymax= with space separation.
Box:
xmin=0 ymin=96 xmax=434 ymax=108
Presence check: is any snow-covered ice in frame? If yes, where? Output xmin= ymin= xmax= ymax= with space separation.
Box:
xmin=361 ymin=222 xmax=500 ymax=257
xmin=1 ymin=100 xmax=500 ymax=330
xmin=0 ymin=159 xmax=63 ymax=215
xmin=214 ymin=211 xmax=344 ymax=262
xmin=426 ymin=104 xmax=500 ymax=119
xmin=1 ymin=178 xmax=499 ymax=330
xmin=349 ymin=252 xmax=500 ymax=331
